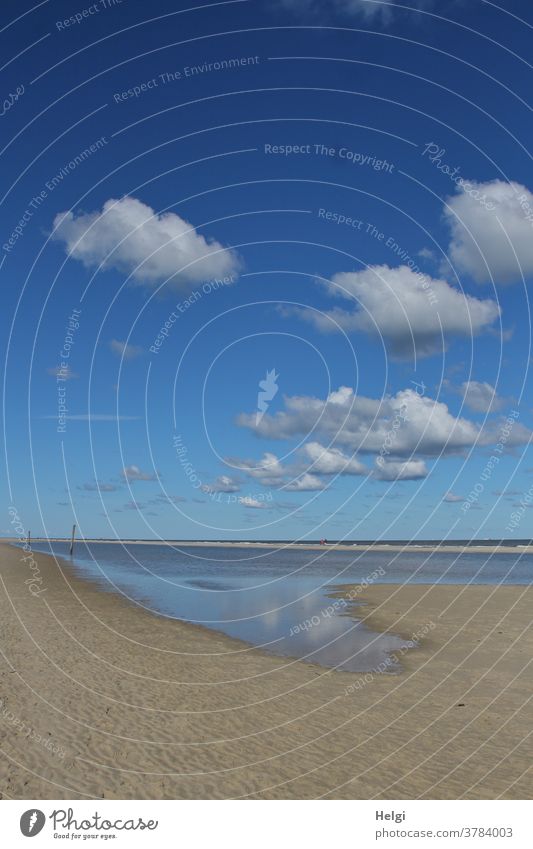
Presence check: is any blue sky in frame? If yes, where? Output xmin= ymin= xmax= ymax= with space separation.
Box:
xmin=2 ymin=0 xmax=533 ymax=540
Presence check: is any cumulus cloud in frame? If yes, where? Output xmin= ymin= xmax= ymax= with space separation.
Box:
xmin=444 ymin=179 xmax=533 ymax=283
xmin=302 ymin=441 xmax=367 ymax=475
xmin=122 ymin=464 xmax=158 ymax=482
xmin=239 ymin=496 xmax=267 ymax=508
xmin=291 ymin=265 xmax=499 ymax=358
xmin=284 ymin=473 xmax=325 ymax=491
xmin=443 ymin=492 xmax=464 ymax=502
xmin=110 ymin=339 xmax=143 ymax=360
xmin=374 ymin=459 xmax=428 ymax=480
xmin=47 ymin=364 xmax=78 ymax=380
xmin=228 ymin=452 xmax=286 ymax=486
xmin=459 ymin=380 xmax=505 ymax=413
xmin=237 ymin=385 xmax=531 ymax=458
xmin=201 ymin=475 xmax=240 ymax=494
xmin=52 ymin=197 xmax=239 ymax=290
xmin=481 ymin=416 xmax=531 ymax=449
xmin=228 ymin=443 xmax=367 ymax=491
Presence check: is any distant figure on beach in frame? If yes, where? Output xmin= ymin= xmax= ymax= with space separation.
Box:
xmin=320 ymin=538 xmax=327 ymax=545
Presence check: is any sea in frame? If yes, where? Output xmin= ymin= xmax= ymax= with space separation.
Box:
xmin=27 ymin=541 xmax=532 ymax=674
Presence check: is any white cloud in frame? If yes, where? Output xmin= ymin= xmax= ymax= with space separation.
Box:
xmin=280 ymin=0 xmax=434 ymax=21
xmin=292 ymin=265 xmax=499 ymax=358
xmin=460 ymin=380 xmax=505 ymax=413
xmin=228 ymin=452 xmax=286 ymax=486
xmin=374 ymin=459 xmax=428 ymax=480
xmin=445 ymin=179 xmax=533 ymax=283
xmin=47 ymin=364 xmax=78 ymax=380
xmin=481 ymin=417 xmax=531 ymax=449
xmin=110 ymin=339 xmax=143 ymax=360
xmin=122 ymin=464 xmax=158 ymax=482
xmin=227 ymin=445 xmax=365 ymax=492
xmin=239 ymin=496 xmax=267 ymax=509
xmin=201 ymin=475 xmax=240 ymax=494
xmin=237 ymin=385 xmax=531 ymax=458
xmin=52 ymin=197 xmax=240 ymax=290
xmin=284 ymin=473 xmax=325 ymax=491
xmin=443 ymin=492 xmax=464 ymax=502
xmin=302 ymin=441 xmax=367 ymax=475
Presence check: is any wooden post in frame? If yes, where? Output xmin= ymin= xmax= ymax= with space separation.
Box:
xmin=69 ymin=524 xmax=76 ymax=556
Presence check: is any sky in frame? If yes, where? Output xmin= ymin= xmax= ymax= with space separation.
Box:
xmin=2 ymin=0 xmax=533 ymax=541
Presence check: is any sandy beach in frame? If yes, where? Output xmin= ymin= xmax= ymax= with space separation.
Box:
xmin=0 ymin=541 xmax=531 ymax=800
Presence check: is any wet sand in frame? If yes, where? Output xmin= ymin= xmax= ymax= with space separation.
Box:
xmin=0 ymin=542 xmax=531 ymax=799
